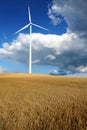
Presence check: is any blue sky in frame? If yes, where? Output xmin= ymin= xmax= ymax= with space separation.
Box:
xmin=0 ymin=0 xmax=66 ymax=40
xmin=0 ymin=0 xmax=87 ymax=75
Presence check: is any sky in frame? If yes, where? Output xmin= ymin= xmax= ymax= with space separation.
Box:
xmin=0 ymin=0 xmax=87 ymax=75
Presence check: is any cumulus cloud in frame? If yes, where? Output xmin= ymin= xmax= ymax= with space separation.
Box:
xmin=45 ymin=55 xmax=56 ymax=60
xmin=0 ymin=66 xmax=8 ymax=73
xmin=0 ymin=32 xmax=87 ymax=74
xmin=50 ymin=69 xmax=67 ymax=75
xmin=50 ymin=66 xmax=87 ymax=76
xmin=48 ymin=7 xmax=62 ymax=26
xmin=48 ymin=0 xmax=87 ymax=37
xmin=47 ymin=0 xmax=87 ymax=75
xmin=76 ymin=66 xmax=87 ymax=73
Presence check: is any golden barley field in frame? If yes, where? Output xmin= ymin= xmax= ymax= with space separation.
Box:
xmin=0 ymin=74 xmax=87 ymax=130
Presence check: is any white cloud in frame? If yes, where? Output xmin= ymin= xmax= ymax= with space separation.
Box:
xmin=0 ymin=66 xmax=8 ymax=73
xmin=76 ymin=66 xmax=87 ymax=73
xmin=0 ymin=32 xmax=87 ymax=73
xmin=48 ymin=8 xmax=61 ymax=26
xmin=32 ymin=59 xmax=40 ymax=64
xmin=48 ymin=0 xmax=87 ymax=37
xmin=50 ymin=69 xmax=67 ymax=75
xmin=45 ymin=55 xmax=56 ymax=60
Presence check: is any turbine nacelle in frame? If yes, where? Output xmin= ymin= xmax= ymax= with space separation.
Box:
xmin=15 ymin=5 xmax=48 ymax=34
xmin=15 ymin=23 xmax=48 ymax=34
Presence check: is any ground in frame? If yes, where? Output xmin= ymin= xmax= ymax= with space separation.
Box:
xmin=0 ymin=74 xmax=87 ymax=130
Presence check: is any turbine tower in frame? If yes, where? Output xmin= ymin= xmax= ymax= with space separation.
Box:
xmin=15 ymin=6 xmax=48 ymax=74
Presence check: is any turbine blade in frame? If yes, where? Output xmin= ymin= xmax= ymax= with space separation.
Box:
xmin=15 ymin=24 xmax=30 ymax=34
xmin=28 ymin=5 xmax=31 ymax=23
xmin=32 ymin=23 xmax=48 ymax=31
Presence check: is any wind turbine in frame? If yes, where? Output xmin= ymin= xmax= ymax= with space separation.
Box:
xmin=15 ymin=6 xmax=48 ymax=74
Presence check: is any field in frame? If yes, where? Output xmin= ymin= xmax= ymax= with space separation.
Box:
xmin=0 ymin=74 xmax=87 ymax=130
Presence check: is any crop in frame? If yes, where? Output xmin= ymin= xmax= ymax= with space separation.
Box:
xmin=0 ymin=74 xmax=87 ymax=130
